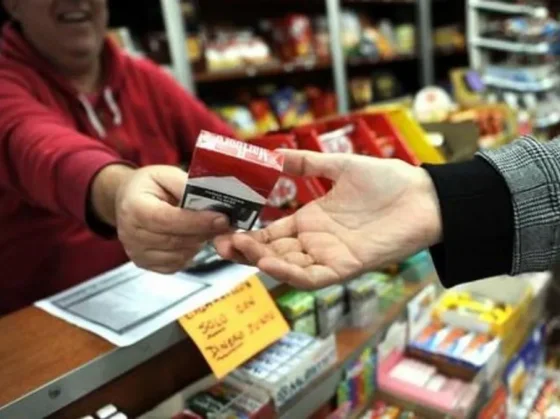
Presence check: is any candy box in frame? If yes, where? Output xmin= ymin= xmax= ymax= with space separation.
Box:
xmin=181 ymin=131 xmax=284 ymax=230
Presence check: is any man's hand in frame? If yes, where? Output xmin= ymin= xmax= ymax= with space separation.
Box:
xmin=214 ymin=151 xmax=442 ymax=289
xmin=92 ymin=164 xmax=230 ymax=273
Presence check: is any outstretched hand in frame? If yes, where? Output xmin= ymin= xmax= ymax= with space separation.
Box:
xmin=213 ymin=150 xmax=442 ymax=289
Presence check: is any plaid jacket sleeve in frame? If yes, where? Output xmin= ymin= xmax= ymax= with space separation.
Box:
xmin=478 ymin=137 xmax=560 ymax=275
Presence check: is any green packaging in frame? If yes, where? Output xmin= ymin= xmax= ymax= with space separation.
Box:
xmin=314 ymin=285 xmax=345 ymax=337
xmin=276 ymin=290 xmax=317 ymax=336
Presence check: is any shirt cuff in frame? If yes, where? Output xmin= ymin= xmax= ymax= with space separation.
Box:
xmin=423 ymin=157 xmax=514 ymax=287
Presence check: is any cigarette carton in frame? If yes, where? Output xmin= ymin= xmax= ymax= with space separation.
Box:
xmin=181 ymin=131 xmax=284 ymax=230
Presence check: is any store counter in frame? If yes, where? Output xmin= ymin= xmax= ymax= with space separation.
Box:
xmin=0 ymin=271 xmax=279 ymax=419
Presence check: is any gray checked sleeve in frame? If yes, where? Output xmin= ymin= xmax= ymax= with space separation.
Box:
xmin=478 ymin=137 xmax=560 ymax=275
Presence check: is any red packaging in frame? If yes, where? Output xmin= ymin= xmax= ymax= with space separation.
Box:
xmin=181 ymin=131 xmax=284 ymax=230
xmin=250 ymin=133 xmax=326 ymax=224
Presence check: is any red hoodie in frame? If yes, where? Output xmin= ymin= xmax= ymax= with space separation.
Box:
xmin=0 ymin=24 xmax=236 ymax=315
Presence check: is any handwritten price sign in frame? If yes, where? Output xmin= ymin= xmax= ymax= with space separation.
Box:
xmin=178 ymin=275 xmax=290 ymax=378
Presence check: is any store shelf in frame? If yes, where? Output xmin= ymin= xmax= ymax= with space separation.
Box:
xmin=469 ymin=0 xmax=548 ymax=18
xmin=347 ymin=53 xmax=417 ymax=67
xmin=194 ymin=59 xmax=332 ymax=83
xmin=195 ymin=48 xmax=465 ymax=83
xmin=278 ymin=275 xmax=437 ymax=419
xmin=483 ymin=74 xmax=560 ymax=92
xmin=472 ymin=37 xmax=550 ymax=54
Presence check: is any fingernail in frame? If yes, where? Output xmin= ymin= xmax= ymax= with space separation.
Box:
xmin=213 ymin=216 xmax=229 ymax=230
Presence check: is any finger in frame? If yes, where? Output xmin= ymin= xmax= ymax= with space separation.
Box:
xmin=279 ymin=149 xmax=348 ymax=181
xmin=213 ymin=235 xmax=251 ymax=265
xmin=138 ymin=200 xmax=230 ymax=236
xmin=281 ymin=252 xmax=315 ymax=267
xmin=258 ymin=258 xmax=339 ymax=289
xmin=249 ymin=215 xmax=297 ymax=244
xmin=232 ymin=234 xmax=276 ymax=265
xmin=269 ymin=238 xmax=304 ymax=255
xmin=121 ymin=228 xmax=207 ymax=251
xmin=149 ymin=165 xmax=189 ymax=203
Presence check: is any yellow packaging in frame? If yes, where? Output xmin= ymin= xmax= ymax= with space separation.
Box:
xmin=363 ymin=104 xmax=446 ymax=164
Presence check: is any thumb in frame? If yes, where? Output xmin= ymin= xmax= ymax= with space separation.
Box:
xmin=279 ymin=150 xmax=348 ymax=181
xmin=149 ymin=166 xmax=188 ymax=203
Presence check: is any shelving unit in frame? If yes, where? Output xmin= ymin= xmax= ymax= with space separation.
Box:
xmin=157 ymin=0 xmax=440 ymax=113
xmin=467 ymin=0 xmax=553 ymax=68
xmin=469 ymin=0 xmax=548 ymax=17
xmin=467 ymin=0 xmax=560 ymax=133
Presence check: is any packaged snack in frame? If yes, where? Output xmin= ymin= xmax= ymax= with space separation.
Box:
xmin=276 ymin=290 xmax=317 ymax=336
xmin=181 ymin=131 xmax=283 ymax=230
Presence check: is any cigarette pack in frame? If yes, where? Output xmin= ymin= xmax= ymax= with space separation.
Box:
xmin=181 ymin=131 xmax=284 ymax=230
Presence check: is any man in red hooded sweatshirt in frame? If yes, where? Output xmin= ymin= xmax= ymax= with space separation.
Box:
xmin=0 ymin=0 xmax=236 ymax=315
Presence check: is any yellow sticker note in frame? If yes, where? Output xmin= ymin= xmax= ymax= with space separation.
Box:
xmin=178 ymin=275 xmax=290 ymax=379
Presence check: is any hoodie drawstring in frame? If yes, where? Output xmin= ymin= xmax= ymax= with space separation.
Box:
xmin=78 ymin=87 xmax=123 ymax=139
xmin=104 ymin=87 xmax=123 ymax=126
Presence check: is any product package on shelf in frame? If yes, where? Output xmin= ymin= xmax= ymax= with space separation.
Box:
xmin=180 ymin=131 xmax=284 ymax=230
xmin=512 ymin=367 xmax=560 ymax=419
xmin=376 ymin=351 xmax=481 ymax=417
xmin=276 ymin=290 xmax=318 ymax=336
xmin=226 ymin=332 xmax=338 ymax=410
xmin=294 ymin=113 xmax=418 ymax=163
xmin=364 ymin=104 xmax=445 ymax=165
xmin=293 ymin=112 xmax=420 ymax=190
xmin=399 ymin=251 xmax=433 ymax=283
xmin=433 ymin=275 xmax=542 ymax=359
xmin=345 ymin=275 xmax=379 ymax=329
xmin=249 ymin=133 xmax=326 ymax=225
xmin=314 ymin=285 xmax=346 ymax=338
xmin=407 ymin=320 xmax=501 ymax=381
xmin=336 ymin=345 xmax=377 ymax=413
xmin=176 ymin=380 xmax=274 ymax=419
xmin=504 ymin=323 xmax=547 ymax=403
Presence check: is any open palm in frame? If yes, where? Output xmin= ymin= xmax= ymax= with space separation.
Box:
xmin=214 ymin=150 xmax=442 ymax=289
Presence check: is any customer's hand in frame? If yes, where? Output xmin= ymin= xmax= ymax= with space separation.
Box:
xmin=214 ymin=151 xmax=442 ymax=289
xmin=92 ymin=165 xmax=230 ymax=273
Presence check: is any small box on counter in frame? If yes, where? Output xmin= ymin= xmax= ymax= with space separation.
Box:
xmin=276 ymin=290 xmax=317 ymax=336
xmin=181 ymin=130 xmax=284 ymax=230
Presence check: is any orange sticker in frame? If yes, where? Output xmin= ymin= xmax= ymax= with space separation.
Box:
xmin=178 ymin=275 xmax=290 ymax=378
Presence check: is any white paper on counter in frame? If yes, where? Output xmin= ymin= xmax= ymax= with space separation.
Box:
xmin=35 ymin=262 xmax=259 ymax=346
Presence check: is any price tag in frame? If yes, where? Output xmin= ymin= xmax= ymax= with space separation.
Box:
xmin=178 ymin=275 xmax=290 ymax=378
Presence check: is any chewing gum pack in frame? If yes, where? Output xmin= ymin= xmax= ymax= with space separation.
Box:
xmin=181 ymin=131 xmax=284 ymax=230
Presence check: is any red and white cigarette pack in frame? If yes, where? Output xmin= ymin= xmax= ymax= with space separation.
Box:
xmin=181 ymin=131 xmax=284 ymax=230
